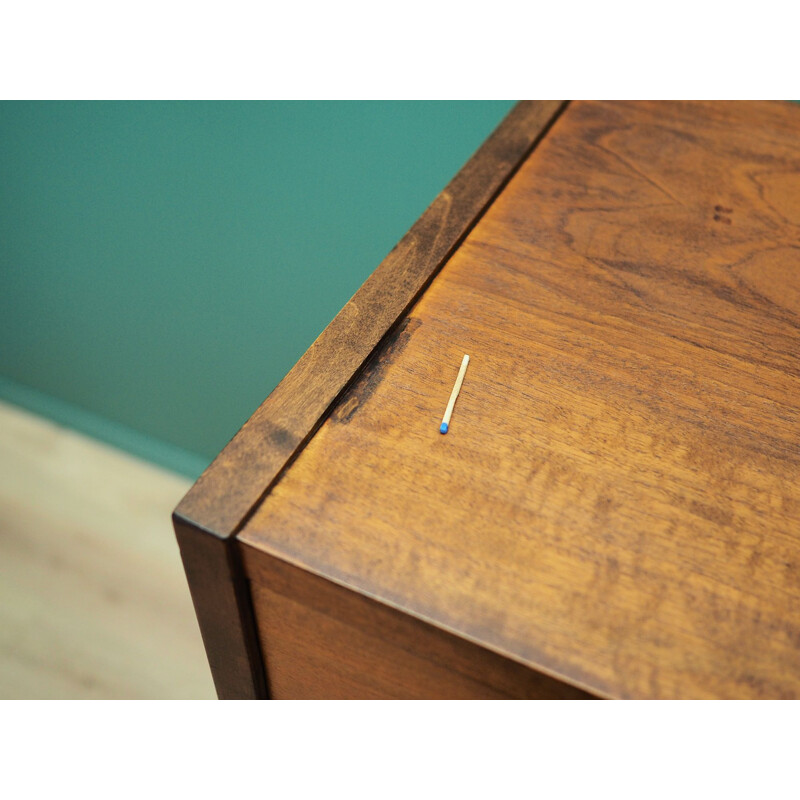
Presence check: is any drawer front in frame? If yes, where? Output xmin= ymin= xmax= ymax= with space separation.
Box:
xmin=242 ymin=545 xmax=594 ymax=700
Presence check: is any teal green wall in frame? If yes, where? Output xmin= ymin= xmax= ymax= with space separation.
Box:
xmin=0 ymin=101 xmax=514 ymax=477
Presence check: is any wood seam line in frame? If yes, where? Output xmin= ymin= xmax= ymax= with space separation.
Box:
xmin=180 ymin=101 xmax=568 ymax=541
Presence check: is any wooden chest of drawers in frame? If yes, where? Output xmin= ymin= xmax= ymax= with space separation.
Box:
xmin=174 ymin=100 xmax=800 ymax=699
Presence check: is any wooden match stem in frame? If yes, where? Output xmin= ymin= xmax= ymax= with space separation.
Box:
xmin=441 ymin=354 xmax=470 ymax=432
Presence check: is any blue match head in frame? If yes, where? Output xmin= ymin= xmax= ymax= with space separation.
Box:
xmin=440 ymin=422 xmax=449 ymax=434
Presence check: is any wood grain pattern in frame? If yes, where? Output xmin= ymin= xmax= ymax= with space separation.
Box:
xmin=240 ymin=101 xmax=800 ymax=699
xmin=172 ymin=100 xmax=566 ymax=698
xmin=244 ymin=551 xmax=593 ymax=699
xmin=175 ymin=100 xmax=566 ymax=538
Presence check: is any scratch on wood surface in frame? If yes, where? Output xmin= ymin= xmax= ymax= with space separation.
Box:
xmin=332 ymin=317 xmax=422 ymax=424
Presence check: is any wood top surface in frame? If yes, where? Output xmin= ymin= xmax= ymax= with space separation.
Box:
xmin=239 ymin=101 xmax=800 ymax=699
xmin=175 ymin=101 xmax=563 ymax=537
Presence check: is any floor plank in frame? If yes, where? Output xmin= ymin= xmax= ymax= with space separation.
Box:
xmin=0 ymin=400 xmax=215 ymax=699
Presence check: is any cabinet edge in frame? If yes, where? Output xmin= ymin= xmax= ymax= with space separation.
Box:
xmin=173 ymin=100 xmax=568 ymax=699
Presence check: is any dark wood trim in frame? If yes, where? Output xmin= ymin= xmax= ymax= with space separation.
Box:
xmin=173 ymin=515 xmax=268 ymax=699
xmin=173 ymin=100 xmax=567 ymax=698
xmin=175 ymin=100 xmax=567 ymax=537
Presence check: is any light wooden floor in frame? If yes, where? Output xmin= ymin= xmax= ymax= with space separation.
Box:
xmin=0 ymin=400 xmax=215 ymax=699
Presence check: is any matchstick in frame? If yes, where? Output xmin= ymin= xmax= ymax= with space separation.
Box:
xmin=440 ymin=354 xmax=470 ymax=434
